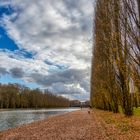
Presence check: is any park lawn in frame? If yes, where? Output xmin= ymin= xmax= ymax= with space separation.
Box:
xmin=119 ymin=106 xmax=140 ymax=116
xmin=133 ymin=107 xmax=140 ymax=116
xmin=94 ymin=108 xmax=140 ymax=140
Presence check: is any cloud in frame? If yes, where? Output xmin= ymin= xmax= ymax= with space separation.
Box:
xmin=0 ymin=0 xmax=93 ymax=100
xmin=29 ymin=68 xmax=90 ymax=100
xmin=51 ymin=83 xmax=86 ymax=95
xmin=0 ymin=67 xmax=9 ymax=75
xmin=29 ymin=68 xmax=88 ymax=86
xmin=10 ymin=67 xmax=24 ymax=78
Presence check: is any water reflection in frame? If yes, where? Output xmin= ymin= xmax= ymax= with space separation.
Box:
xmin=0 ymin=108 xmax=79 ymax=131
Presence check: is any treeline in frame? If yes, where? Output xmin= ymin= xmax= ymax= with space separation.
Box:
xmin=91 ymin=0 xmax=140 ymax=116
xmin=0 ymin=83 xmax=70 ymax=108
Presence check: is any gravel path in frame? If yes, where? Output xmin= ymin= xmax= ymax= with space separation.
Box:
xmin=0 ymin=109 xmax=111 ymax=140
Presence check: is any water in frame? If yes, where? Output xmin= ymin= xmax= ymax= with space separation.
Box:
xmin=0 ymin=108 xmax=79 ymax=132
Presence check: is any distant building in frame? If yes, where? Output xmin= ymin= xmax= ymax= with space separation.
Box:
xmin=70 ymin=100 xmax=81 ymax=107
xmin=70 ymin=100 xmax=90 ymax=107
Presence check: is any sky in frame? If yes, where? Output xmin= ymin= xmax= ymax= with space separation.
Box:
xmin=0 ymin=0 xmax=94 ymax=101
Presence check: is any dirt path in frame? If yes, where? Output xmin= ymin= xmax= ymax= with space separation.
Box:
xmin=0 ymin=109 xmax=113 ymax=140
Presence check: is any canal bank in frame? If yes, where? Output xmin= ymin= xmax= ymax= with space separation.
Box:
xmin=0 ymin=109 xmax=95 ymax=140
xmin=1 ymin=109 xmax=139 ymax=140
xmin=0 ymin=109 xmax=107 ymax=140
xmin=0 ymin=108 xmax=79 ymax=131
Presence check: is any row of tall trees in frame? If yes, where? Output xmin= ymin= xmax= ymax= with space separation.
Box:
xmin=91 ymin=0 xmax=140 ymax=116
xmin=0 ymin=83 xmax=70 ymax=108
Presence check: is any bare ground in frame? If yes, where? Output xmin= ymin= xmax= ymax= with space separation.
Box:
xmin=0 ymin=109 xmax=140 ymax=140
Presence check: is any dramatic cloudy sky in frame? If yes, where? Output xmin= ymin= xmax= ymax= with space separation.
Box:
xmin=0 ymin=0 xmax=94 ymax=101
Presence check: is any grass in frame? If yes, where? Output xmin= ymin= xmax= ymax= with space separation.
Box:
xmin=133 ymin=107 xmax=140 ymax=116
xmin=94 ymin=108 xmax=140 ymax=139
xmin=119 ymin=106 xmax=140 ymax=116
